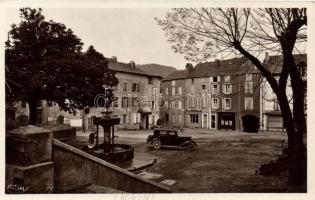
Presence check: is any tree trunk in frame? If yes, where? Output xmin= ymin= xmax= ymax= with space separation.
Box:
xmin=288 ymin=79 xmax=306 ymax=186
xmin=287 ymin=129 xmax=306 ymax=186
xmin=277 ymin=89 xmax=306 ymax=187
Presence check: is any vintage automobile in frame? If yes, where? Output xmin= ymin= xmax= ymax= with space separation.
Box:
xmin=147 ymin=129 xmax=197 ymax=150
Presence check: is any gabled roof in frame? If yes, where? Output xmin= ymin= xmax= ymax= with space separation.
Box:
xmin=106 ymin=59 xmax=162 ymax=78
xmin=163 ymin=70 xmax=187 ymax=81
xmin=192 ymin=57 xmax=258 ymax=77
xmin=263 ymin=54 xmax=307 ymax=74
xmin=162 ymin=57 xmax=258 ymax=81
xmin=136 ymin=64 xmax=177 ymax=78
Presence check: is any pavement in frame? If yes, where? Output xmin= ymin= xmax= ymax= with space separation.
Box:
xmin=70 ymin=128 xmax=296 ymax=192
xmin=76 ymin=128 xmax=287 ymax=140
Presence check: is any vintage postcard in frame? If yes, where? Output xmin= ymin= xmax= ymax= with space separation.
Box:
xmin=0 ymin=0 xmax=314 ymax=200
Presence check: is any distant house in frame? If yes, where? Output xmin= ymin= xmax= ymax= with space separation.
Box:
xmin=260 ymin=53 xmax=307 ymax=131
xmin=106 ymin=57 xmax=162 ymax=130
xmin=161 ymin=57 xmax=262 ymax=131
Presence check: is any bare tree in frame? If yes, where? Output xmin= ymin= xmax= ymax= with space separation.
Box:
xmin=156 ymin=8 xmax=307 ymax=186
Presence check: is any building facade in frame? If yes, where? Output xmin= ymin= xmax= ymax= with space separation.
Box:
xmin=260 ymin=53 xmax=307 ymax=131
xmin=107 ymin=57 xmax=162 ymax=130
xmin=161 ymin=58 xmax=261 ymax=131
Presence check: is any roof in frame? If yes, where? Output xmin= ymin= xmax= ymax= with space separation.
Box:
xmin=106 ymin=58 xmax=162 ymax=78
xmin=191 ymin=57 xmax=258 ymax=77
xmin=163 ymin=70 xmax=187 ymax=81
xmin=263 ymin=54 xmax=307 ymax=74
xmin=163 ymin=57 xmax=258 ymax=81
xmin=136 ymin=64 xmax=177 ymax=78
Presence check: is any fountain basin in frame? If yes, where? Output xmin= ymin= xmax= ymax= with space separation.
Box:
xmin=82 ymin=143 xmax=134 ymax=162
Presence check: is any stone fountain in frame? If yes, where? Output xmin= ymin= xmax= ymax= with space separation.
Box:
xmin=82 ymin=87 xmax=134 ymax=162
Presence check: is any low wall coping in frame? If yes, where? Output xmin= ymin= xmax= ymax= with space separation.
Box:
xmin=53 ymin=139 xmax=171 ymax=192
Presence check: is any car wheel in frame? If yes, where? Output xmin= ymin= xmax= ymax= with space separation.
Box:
xmin=187 ymin=141 xmax=195 ymax=151
xmin=152 ymin=140 xmax=162 ymax=150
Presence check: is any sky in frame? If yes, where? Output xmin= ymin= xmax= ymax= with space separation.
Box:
xmin=4 ymin=7 xmax=191 ymax=69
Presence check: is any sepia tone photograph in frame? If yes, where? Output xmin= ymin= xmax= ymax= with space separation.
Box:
xmin=1 ymin=1 xmax=312 ymax=198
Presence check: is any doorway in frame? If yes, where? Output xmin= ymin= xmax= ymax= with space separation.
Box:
xmin=211 ymin=114 xmax=216 ymax=129
xmin=218 ymin=112 xmax=235 ymax=130
xmin=202 ymin=114 xmax=208 ymax=128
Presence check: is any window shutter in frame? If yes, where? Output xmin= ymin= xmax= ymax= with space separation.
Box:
xmin=222 ymin=99 xmax=225 ymax=110
xmin=126 ymin=114 xmax=129 ymax=123
xmin=137 ymin=113 xmax=140 ymax=123
xmin=217 ymin=76 xmax=221 ymax=82
xmin=133 ymin=113 xmax=137 ymax=123
xmin=209 ymin=77 xmax=213 ymax=82
xmin=230 ymin=85 xmax=233 ymax=93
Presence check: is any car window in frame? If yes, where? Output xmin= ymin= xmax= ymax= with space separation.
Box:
xmin=169 ymin=131 xmax=177 ymax=136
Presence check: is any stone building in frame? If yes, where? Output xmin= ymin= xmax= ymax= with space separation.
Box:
xmin=161 ymin=57 xmax=262 ymax=131
xmin=107 ymin=57 xmax=162 ymax=130
xmin=260 ymin=53 xmax=307 ymax=131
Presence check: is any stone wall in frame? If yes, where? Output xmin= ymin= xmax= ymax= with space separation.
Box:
xmin=53 ymin=139 xmax=170 ymax=193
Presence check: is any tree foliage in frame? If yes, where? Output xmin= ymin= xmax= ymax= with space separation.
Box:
xmin=5 ymin=8 xmax=118 ymax=122
xmin=157 ymin=8 xmax=307 ymax=186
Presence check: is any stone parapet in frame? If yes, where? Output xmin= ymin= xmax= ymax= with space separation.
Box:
xmin=6 ymin=125 xmax=52 ymax=166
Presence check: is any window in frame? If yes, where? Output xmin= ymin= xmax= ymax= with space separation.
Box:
xmin=112 ymin=97 xmax=119 ymax=108
xmin=178 ymin=114 xmax=182 ymax=123
xmin=245 ymin=82 xmax=253 ymax=94
xmin=132 ymin=97 xmax=138 ymax=108
xmin=151 ymin=101 xmax=155 ymax=110
xmin=223 ymin=98 xmax=231 ymax=110
xmin=153 ymin=88 xmax=158 ymax=96
xmin=223 ymin=84 xmax=232 ymax=94
xmin=178 ymin=87 xmax=182 ymax=95
xmin=245 ymin=74 xmax=252 ymax=81
xmin=172 ymin=114 xmax=176 ymax=123
xmin=165 ymin=87 xmax=169 ymax=95
xmin=212 ymin=98 xmax=219 ymax=109
xmin=122 ymin=114 xmax=127 ymax=123
xmin=122 ymin=82 xmax=128 ymax=92
xmin=213 ymin=76 xmax=218 ymax=83
xmin=224 ymin=75 xmax=230 ymax=82
xmin=273 ymin=99 xmax=280 ymax=111
xmin=132 ymin=83 xmax=140 ymax=92
xmin=190 ymin=114 xmax=199 ymax=123
xmin=165 ymin=113 xmax=169 ymax=123
xmin=171 ymin=80 xmax=175 ymax=86
xmin=244 ymin=97 xmax=253 ymax=110
xmin=212 ymin=84 xmax=219 ymax=94
xmin=122 ymin=97 xmax=129 ymax=108
xmin=188 ymin=95 xmax=195 ymax=109
xmin=202 ymin=95 xmax=207 ymax=108
xmin=202 ymin=84 xmax=206 ymax=90
xmin=133 ymin=113 xmax=137 ymax=123
xmin=172 ymin=87 xmax=175 ymax=95
xmin=172 ymin=100 xmax=182 ymax=109
xmin=148 ymin=77 xmax=153 ymax=84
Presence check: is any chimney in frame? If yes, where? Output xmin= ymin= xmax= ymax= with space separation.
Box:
xmin=111 ymin=56 xmax=117 ymax=62
xmin=186 ymin=63 xmax=193 ymax=75
xmin=264 ymin=52 xmax=269 ymax=63
xmin=130 ymin=61 xmax=136 ymax=68
xmin=215 ymin=59 xmax=221 ymax=66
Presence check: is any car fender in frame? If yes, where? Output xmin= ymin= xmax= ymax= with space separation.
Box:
xmin=190 ymin=140 xmax=197 ymax=147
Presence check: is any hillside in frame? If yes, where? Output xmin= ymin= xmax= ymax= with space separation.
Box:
xmin=136 ymin=63 xmax=177 ymax=78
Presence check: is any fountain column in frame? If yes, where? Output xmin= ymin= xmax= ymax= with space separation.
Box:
xmin=93 ymin=111 xmax=120 ymax=153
